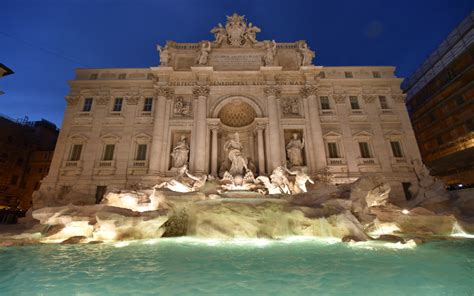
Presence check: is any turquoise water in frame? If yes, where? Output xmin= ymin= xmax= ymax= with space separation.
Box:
xmin=0 ymin=238 xmax=473 ymax=296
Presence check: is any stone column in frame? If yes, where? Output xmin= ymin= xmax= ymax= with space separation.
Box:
xmin=149 ymin=87 xmax=173 ymax=175
xmin=256 ymin=125 xmax=266 ymax=175
xmin=210 ymin=125 xmax=219 ymax=176
xmin=264 ymin=86 xmax=283 ymax=171
xmin=301 ymin=86 xmax=327 ymax=170
xmin=192 ymin=86 xmax=210 ymax=174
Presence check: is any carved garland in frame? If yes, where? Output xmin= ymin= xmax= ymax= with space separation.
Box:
xmin=392 ymin=94 xmax=406 ymax=103
xmin=333 ymin=95 xmax=346 ymax=104
xmin=126 ymin=96 xmax=141 ymax=105
xmin=362 ymin=95 xmax=377 ymax=103
xmin=65 ymin=96 xmax=79 ymax=106
xmin=263 ymin=86 xmax=281 ymax=97
xmin=95 ymin=96 xmax=109 ymax=105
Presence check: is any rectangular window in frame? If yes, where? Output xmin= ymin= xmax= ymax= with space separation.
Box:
xmin=372 ymin=71 xmax=381 ymax=78
xmin=320 ymin=96 xmax=330 ymax=110
xmin=402 ymin=182 xmax=413 ymax=201
xmin=118 ymin=73 xmax=126 ymax=80
xmin=143 ymin=98 xmax=153 ymax=112
xmin=344 ymin=71 xmax=353 ymax=78
xmin=349 ymin=96 xmax=360 ymax=109
xmin=320 ymin=72 xmax=326 ymax=78
xmin=379 ymin=96 xmax=390 ymax=109
xmin=327 ymin=142 xmax=340 ymax=158
xmin=69 ymin=144 xmax=83 ymax=161
xmin=390 ymin=141 xmax=403 ymax=157
xmin=82 ymin=98 xmax=93 ymax=112
xmin=95 ymin=186 xmax=107 ymax=204
xmin=103 ymin=144 xmax=115 ymax=161
xmin=455 ymin=95 xmax=464 ymax=106
xmin=89 ymin=73 xmax=98 ymax=80
xmin=136 ymin=144 xmax=147 ymax=161
xmin=10 ymin=175 xmax=18 ymax=185
xmin=436 ymin=136 xmax=444 ymax=145
xmin=113 ymin=98 xmax=123 ymax=112
xmin=359 ymin=142 xmax=372 ymax=158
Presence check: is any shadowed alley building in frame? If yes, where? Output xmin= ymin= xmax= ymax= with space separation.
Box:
xmin=402 ymin=12 xmax=474 ymax=185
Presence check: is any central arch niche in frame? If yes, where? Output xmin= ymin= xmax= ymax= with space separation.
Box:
xmin=218 ymin=100 xmax=257 ymax=127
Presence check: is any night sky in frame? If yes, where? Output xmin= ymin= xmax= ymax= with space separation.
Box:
xmin=1 ymin=0 xmax=472 ymax=127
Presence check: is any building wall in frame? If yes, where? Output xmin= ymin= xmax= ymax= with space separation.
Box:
xmin=0 ymin=117 xmax=58 ymax=209
xmin=403 ymin=13 xmax=474 ymax=185
xmin=40 ymin=65 xmax=422 ymax=206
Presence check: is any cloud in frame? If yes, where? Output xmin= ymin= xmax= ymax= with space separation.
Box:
xmin=365 ymin=21 xmax=384 ymax=39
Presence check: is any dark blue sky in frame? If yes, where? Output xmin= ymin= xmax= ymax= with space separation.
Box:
xmin=1 ymin=0 xmax=472 ymax=126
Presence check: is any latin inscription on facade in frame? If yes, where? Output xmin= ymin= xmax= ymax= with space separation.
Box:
xmin=209 ymin=53 xmax=263 ymax=70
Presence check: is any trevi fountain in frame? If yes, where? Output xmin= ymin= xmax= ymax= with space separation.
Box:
xmin=0 ymin=13 xmax=473 ymax=296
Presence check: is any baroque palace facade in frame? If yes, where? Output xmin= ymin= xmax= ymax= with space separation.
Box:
xmin=39 ymin=14 xmax=422 ymax=204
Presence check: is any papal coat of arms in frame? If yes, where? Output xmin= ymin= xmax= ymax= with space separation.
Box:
xmin=211 ymin=13 xmax=261 ymax=47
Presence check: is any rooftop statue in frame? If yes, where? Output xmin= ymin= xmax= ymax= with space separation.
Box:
xmin=298 ymin=42 xmax=315 ymax=66
xmin=157 ymin=44 xmax=170 ymax=66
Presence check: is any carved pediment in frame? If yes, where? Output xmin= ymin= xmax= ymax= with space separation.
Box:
xmin=352 ymin=130 xmax=373 ymax=138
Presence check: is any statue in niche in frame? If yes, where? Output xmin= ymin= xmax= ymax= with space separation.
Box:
xmin=157 ymin=44 xmax=170 ymax=66
xmin=262 ymin=40 xmax=277 ymax=66
xmin=174 ymin=97 xmax=191 ymax=116
xmin=244 ymin=23 xmax=261 ymax=44
xmin=211 ymin=23 xmax=227 ymax=45
xmin=286 ymin=133 xmax=305 ymax=167
xmin=298 ymin=42 xmax=315 ymax=66
xmin=170 ymin=135 xmax=189 ymax=168
xmin=196 ymin=41 xmax=211 ymax=66
xmin=223 ymin=132 xmax=248 ymax=176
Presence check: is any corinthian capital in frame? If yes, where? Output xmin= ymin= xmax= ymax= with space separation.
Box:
xmin=192 ymin=86 xmax=210 ymax=98
xmin=155 ymin=86 xmax=174 ymax=99
xmin=263 ymin=86 xmax=281 ymax=97
xmin=299 ymin=85 xmax=318 ymax=98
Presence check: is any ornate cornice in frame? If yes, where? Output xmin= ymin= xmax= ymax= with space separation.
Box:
xmin=155 ymin=86 xmax=174 ymax=99
xmin=65 ymin=96 xmax=79 ymax=106
xmin=263 ymin=86 xmax=281 ymax=97
xmin=299 ymin=85 xmax=318 ymax=98
xmin=192 ymin=86 xmax=210 ymax=98
xmin=362 ymin=95 xmax=377 ymax=103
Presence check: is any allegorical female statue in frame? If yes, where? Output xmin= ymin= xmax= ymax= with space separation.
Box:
xmin=171 ymin=135 xmax=189 ymax=168
xmin=223 ymin=132 xmax=248 ymax=176
xmin=286 ymin=133 xmax=304 ymax=167
xmin=157 ymin=44 xmax=170 ymax=66
xmin=196 ymin=41 xmax=211 ymax=65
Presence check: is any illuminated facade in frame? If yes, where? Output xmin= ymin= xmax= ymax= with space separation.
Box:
xmin=39 ymin=14 xmax=423 ymax=204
